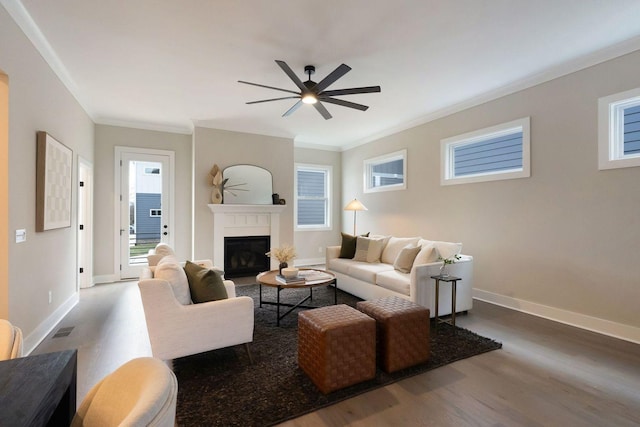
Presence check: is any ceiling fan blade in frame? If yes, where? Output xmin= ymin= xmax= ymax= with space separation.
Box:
xmin=246 ymin=96 xmax=300 ymax=105
xmin=283 ymin=100 xmax=303 ymax=117
xmin=314 ymin=64 xmax=351 ymax=92
xmin=275 ymin=60 xmax=308 ymax=92
xmin=238 ymin=80 xmax=300 ymax=95
xmin=320 ymin=86 xmax=381 ymax=97
xmin=319 ymin=97 xmax=369 ymax=111
xmin=314 ymin=102 xmax=333 ymax=120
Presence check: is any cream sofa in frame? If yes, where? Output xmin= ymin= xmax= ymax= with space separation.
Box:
xmin=326 ymin=237 xmax=473 ymax=317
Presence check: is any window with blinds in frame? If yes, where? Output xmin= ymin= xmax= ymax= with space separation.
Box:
xmin=623 ymin=104 xmax=640 ymax=156
xmin=598 ymin=88 xmax=640 ymax=170
xmin=364 ymin=149 xmax=407 ymax=193
xmin=441 ymin=117 xmax=530 ymax=185
xmin=295 ymin=165 xmax=331 ymax=230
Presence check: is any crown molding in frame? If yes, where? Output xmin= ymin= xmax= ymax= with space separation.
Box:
xmin=1 ymin=0 xmax=94 ymax=119
xmin=343 ymin=36 xmax=640 ymax=151
xmin=95 ymin=117 xmax=193 ymax=135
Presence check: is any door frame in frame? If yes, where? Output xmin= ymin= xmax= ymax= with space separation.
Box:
xmin=114 ymin=146 xmax=175 ymax=279
xmin=77 ymin=156 xmax=93 ymax=289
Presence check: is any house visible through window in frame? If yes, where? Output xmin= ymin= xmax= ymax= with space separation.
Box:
xmin=364 ymin=149 xmax=407 ymax=193
xmin=295 ymin=164 xmax=331 ymax=230
xmin=144 ymin=167 xmax=160 ymax=175
xmin=598 ymin=87 xmax=640 ymax=170
xmin=149 ymin=209 xmax=161 ymax=217
xmin=441 ymin=117 xmax=530 ymax=185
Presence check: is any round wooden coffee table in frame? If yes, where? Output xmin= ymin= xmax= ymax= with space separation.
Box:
xmin=256 ymin=268 xmax=337 ymax=326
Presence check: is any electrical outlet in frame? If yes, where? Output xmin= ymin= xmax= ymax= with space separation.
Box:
xmin=318 ymin=246 xmax=323 ymax=253
xmin=48 ymin=291 xmax=52 ymax=304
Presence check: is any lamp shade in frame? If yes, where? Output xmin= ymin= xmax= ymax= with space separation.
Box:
xmin=344 ymin=199 xmax=368 ymax=211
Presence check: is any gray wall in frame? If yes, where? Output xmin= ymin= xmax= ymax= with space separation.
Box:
xmin=293 ymin=147 xmax=342 ymax=264
xmin=93 ymin=125 xmax=192 ymax=279
xmin=1 ymin=6 xmax=94 ymax=348
xmin=342 ymin=50 xmax=640 ymax=335
xmin=192 ymin=127 xmax=294 ymax=260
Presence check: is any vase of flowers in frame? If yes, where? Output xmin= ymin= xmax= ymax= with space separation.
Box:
xmin=438 ymin=254 xmax=461 ymax=277
xmin=266 ymin=244 xmax=297 ymax=274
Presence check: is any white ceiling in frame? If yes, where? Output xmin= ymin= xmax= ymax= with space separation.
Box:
xmin=5 ymin=0 xmax=640 ymax=149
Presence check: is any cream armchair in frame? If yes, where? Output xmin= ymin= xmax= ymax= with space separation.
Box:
xmin=72 ymin=357 xmax=177 ymax=427
xmin=0 ymin=319 xmax=23 ymax=360
xmin=138 ymin=260 xmax=254 ymax=361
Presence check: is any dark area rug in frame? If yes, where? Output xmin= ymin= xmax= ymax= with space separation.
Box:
xmin=172 ymin=284 xmax=502 ymax=427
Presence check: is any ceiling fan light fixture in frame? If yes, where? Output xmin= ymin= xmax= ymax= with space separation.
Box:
xmin=302 ymin=94 xmax=317 ymax=104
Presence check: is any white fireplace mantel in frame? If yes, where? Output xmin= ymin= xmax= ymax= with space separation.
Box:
xmin=208 ymin=204 xmax=286 ymax=270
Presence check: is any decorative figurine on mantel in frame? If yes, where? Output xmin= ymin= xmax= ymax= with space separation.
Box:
xmin=208 ymin=164 xmax=225 ymax=204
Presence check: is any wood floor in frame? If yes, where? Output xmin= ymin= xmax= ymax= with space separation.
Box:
xmin=33 ymin=280 xmax=640 ymax=426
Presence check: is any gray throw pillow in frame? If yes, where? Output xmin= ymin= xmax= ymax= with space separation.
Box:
xmin=184 ymin=260 xmax=228 ymax=303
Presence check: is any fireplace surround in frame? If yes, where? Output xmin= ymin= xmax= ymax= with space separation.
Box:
xmin=208 ymin=204 xmax=286 ymax=273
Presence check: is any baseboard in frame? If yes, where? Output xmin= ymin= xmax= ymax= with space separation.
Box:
xmin=473 ymin=288 xmax=640 ymax=344
xmin=294 ymin=257 xmax=325 ymax=267
xmin=93 ymin=274 xmax=119 ymax=284
xmin=23 ymin=292 xmax=79 ymax=355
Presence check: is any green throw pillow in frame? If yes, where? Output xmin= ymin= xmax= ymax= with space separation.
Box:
xmin=184 ymin=260 xmax=228 ymax=303
xmin=338 ymin=232 xmax=370 ymax=259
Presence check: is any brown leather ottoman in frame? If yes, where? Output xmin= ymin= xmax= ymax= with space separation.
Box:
xmin=298 ymin=304 xmax=376 ymax=394
xmin=356 ymin=296 xmax=430 ymax=373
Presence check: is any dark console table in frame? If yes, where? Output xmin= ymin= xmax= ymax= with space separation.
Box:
xmin=0 ymin=349 xmax=77 ymax=426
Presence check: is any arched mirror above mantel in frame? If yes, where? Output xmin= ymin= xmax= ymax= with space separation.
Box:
xmin=222 ymin=164 xmax=273 ymax=205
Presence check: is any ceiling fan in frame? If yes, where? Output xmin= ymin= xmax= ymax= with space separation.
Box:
xmin=238 ymin=60 xmax=381 ymax=120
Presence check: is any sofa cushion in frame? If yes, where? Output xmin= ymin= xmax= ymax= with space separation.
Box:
xmin=381 ymin=237 xmax=420 ymax=264
xmin=435 ymin=241 xmax=463 ymax=261
xmin=393 ymin=245 xmax=421 ymax=273
xmin=353 ymin=236 xmax=389 ymax=263
xmin=184 ymin=261 xmax=228 ymax=303
xmin=376 ymin=270 xmax=411 ymax=296
xmin=414 ymin=242 xmax=437 ymax=265
xmin=339 ymin=232 xmax=369 ymax=259
xmin=154 ymin=256 xmax=192 ymax=305
xmin=348 ymin=262 xmax=394 ymax=283
xmin=327 ymin=257 xmax=353 ymax=275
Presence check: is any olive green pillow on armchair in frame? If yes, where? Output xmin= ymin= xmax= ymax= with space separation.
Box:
xmin=184 ymin=260 xmax=228 ymax=303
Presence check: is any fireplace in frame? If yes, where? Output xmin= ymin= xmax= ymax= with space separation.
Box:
xmin=224 ymin=236 xmax=270 ymax=278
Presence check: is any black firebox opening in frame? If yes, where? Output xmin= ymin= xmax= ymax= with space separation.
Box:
xmin=224 ymin=236 xmax=270 ymax=278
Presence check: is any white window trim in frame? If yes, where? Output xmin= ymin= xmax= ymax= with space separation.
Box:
xmin=363 ymin=149 xmax=407 ymax=193
xmin=440 ymin=117 xmax=530 ymax=186
xmin=294 ymin=163 xmax=332 ymax=232
xmin=598 ymin=87 xmax=640 ymax=170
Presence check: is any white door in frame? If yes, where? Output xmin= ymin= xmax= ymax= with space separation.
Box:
xmin=77 ymin=157 xmax=93 ymax=288
xmin=116 ymin=147 xmax=174 ymax=279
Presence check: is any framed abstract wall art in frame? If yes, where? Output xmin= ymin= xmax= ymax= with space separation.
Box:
xmin=36 ymin=131 xmax=73 ymax=231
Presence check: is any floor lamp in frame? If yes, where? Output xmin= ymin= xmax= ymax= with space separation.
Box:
xmin=344 ymin=198 xmax=368 ymax=235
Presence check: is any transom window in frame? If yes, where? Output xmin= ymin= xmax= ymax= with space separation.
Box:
xmin=441 ymin=117 xmax=530 ymax=185
xmin=364 ymin=149 xmax=407 ymax=193
xmin=295 ymin=164 xmax=331 ymax=230
xmin=598 ymin=87 xmax=640 ymax=170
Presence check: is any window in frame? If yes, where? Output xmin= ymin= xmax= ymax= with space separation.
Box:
xmin=295 ymin=164 xmax=331 ymax=230
xmin=598 ymin=87 xmax=640 ymax=170
xmin=364 ymin=149 xmax=407 ymax=193
xmin=149 ymin=209 xmax=161 ymax=217
xmin=441 ymin=117 xmax=530 ymax=185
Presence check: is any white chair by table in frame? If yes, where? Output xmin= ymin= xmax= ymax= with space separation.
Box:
xmin=0 ymin=319 xmax=23 ymax=361
xmin=72 ymin=357 xmax=177 ymax=427
xmin=138 ymin=259 xmax=255 ymax=361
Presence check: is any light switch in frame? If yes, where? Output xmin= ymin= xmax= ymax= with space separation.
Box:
xmin=15 ymin=229 xmax=26 ymax=243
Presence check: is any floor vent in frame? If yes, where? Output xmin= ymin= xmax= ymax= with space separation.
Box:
xmin=53 ymin=326 xmax=74 ymax=338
